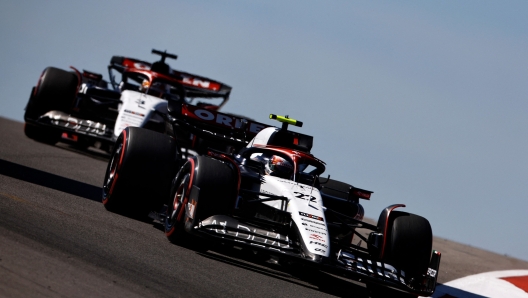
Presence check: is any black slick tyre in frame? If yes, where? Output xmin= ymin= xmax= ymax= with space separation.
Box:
xmin=368 ymin=211 xmax=433 ymax=298
xmin=24 ymin=67 xmax=78 ymax=144
xmin=385 ymin=211 xmax=432 ymax=279
xmin=25 ymin=67 xmax=78 ymax=120
xmin=102 ymin=127 xmax=178 ymax=216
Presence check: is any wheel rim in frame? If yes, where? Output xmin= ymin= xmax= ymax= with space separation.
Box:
xmin=165 ymin=173 xmax=190 ymax=235
xmin=102 ymin=137 xmax=124 ymax=204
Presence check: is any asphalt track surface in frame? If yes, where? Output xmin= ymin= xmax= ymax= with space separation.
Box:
xmin=1 ymin=116 xmax=528 ymax=298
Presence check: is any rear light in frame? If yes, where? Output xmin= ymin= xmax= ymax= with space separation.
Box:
xmin=61 ymin=132 xmax=79 ymax=141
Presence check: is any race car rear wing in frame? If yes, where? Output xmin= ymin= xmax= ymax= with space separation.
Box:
xmin=107 ymin=54 xmax=232 ymax=109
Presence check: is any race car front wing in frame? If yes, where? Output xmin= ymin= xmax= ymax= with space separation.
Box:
xmin=194 ymin=214 xmax=441 ymax=297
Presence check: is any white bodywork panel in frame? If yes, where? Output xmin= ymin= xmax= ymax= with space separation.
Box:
xmin=259 ymin=176 xmax=330 ymax=257
xmin=246 ymin=127 xmax=278 ymax=148
xmin=113 ymin=90 xmax=167 ymax=137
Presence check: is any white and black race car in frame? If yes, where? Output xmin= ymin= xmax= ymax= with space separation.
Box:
xmin=23 ymin=49 xmax=231 ymax=152
xmin=101 ymin=109 xmax=441 ymax=298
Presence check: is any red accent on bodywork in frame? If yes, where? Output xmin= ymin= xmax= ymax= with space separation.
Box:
xmin=378 ymin=204 xmax=406 ymax=259
xmin=352 ymin=189 xmax=371 ymax=200
xmin=180 ymin=76 xmax=221 ymax=91
xmin=121 ymin=58 xmax=151 ymax=70
xmin=251 ymin=145 xmax=325 ymax=168
xmin=120 ymin=57 xmax=223 ymax=92
xmin=293 ymin=137 xmax=299 ymax=145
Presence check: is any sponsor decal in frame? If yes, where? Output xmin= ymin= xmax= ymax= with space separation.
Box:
xmin=300 ymin=217 xmax=326 ymax=226
xmin=299 ymin=211 xmax=324 ymax=222
xmin=427 ymin=268 xmax=437 ymax=278
xmin=183 ymin=106 xmax=266 ymax=135
xmin=338 ymin=251 xmax=404 ymax=283
xmin=293 ymin=192 xmax=317 ymax=202
xmin=201 ymin=217 xmax=290 ymax=250
xmin=309 ymin=234 xmax=325 ymax=242
xmin=133 ymin=62 xmax=150 ymax=70
xmin=305 ymin=228 xmax=327 ymax=235
xmin=310 ymin=241 xmax=328 ymax=248
xmin=186 ymin=202 xmax=195 ymax=219
xmin=182 ymin=76 xmax=216 ymax=89
xmin=124 ymin=109 xmax=145 ymax=117
xmin=315 ymin=248 xmax=326 ymax=254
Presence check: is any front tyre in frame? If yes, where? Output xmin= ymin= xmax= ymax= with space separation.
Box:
xmin=368 ymin=211 xmax=433 ymax=298
xmin=165 ymin=168 xmax=191 ymax=243
xmin=385 ymin=211 xmax=432 ymax=279
xmin=164 ymin=156 xmax=237 ymax=243
xmin=102 ymin=127 xmax=178 ymax=216
xmin=24 ymin=67 xmax=78 ymax=144
xmin=25 ymin=67 xmax=78 ymax=120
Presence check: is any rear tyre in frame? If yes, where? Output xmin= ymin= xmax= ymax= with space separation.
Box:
xmin=25 ymin=67 xmax=78 ymax=119
xmin=102 ymin=127 xmax=178 ymax=216
xmin=164 ymin=156 xmax=236 ymax=244
xmin=385 ymin=211 xmax=432 ymax=279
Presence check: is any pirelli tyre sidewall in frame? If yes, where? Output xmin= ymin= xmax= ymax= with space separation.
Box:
xmin=25 ymin=67 xmax=78 ymax=120
xmin=172 ymin=156 xmax=237 ymax=235
xmin=102 ymin=127 xmax=178 ymax=216
xmin=165 ymin=160 xmax=193 ymax=243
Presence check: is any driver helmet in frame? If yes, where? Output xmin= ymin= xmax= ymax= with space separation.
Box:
xmin=265 ymin=155 xmax=293 ymax=179
xmin=145 ymin=80 xmax=169 ymax=98
xmin=140 ymin=79 xmax=150 ymax=91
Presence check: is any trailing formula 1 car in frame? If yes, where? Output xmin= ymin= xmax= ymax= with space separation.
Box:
xmin=101 ymin=106 xmax=441 ymax=297
xmin=23 ymin=49 xmax=231 ymax=152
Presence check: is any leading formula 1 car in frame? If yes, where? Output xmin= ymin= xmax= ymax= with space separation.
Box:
xmin=101 ymin=106 xmax=441 ymax=297
xmin=23 ymin=49 xmax=231 ymax=152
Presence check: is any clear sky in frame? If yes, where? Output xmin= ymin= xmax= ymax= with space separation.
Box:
xmin=1 ymin=1 xmax=527 ymax=261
